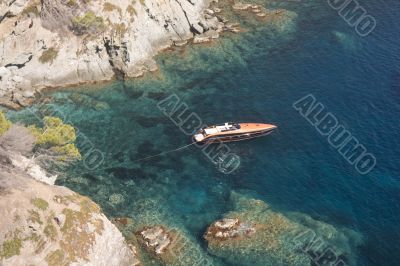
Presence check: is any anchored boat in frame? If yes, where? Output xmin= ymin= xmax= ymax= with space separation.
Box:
xmin=193 ymin=122 xmax=277 ymax=144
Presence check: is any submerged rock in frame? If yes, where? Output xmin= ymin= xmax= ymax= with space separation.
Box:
xmin=233 ymin=2 xmax=252 ymax=11
xmin=193 ymin=36 xmax=212 ymax=44
xmin=139 ymin=226 xmax=172 ymax=254
xmin=113 ymin=212 xmax=220 ymax=266
xmin=332 ymin=31 xmax=358 ymax=51
xmin=204 ymin=191 xmax=363 ymax=266
xmin=68 ymin=93 xmax=110 ymax=110
xmin=205 ymin=218 xmax=256 ymax=239
xmin=136 ymin=224 xmax=218 ymax=265
xmin=230 ymin=0 xmax=298 ymax=34
xmin=109 ymin=193 xmax=125 ymax=205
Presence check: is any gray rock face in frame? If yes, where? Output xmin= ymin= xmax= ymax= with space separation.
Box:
xmin=0 ymin=151 xmax=140 ymax=266
xmin=0 ymin=125 xmax=140 ymax=265
xmin=0 ymin=0 xmax=222 ymax=108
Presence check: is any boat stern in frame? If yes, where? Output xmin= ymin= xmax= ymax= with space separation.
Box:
xmin=193 ymin=133 xmax=206 ymax=143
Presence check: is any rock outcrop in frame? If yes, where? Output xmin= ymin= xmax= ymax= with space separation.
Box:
xmin=0 ymin=0 xmax=299 ymax=109
xmin=138 ymin=226 xmax=172 ymax=255
xmin=204 ymin=191 xmax=363 ymax=266
xmin=205 ymin=218 xmax=256 ymax=239
xmin=0 ymin=124 xmax=140 ymax=265
xmin=114 ymin=217 xmax=219 ymax=266
xmin=0 ymin=173 xmax=139 ymax=265
xmin=0 ymin=0 xmax=223 ymax=108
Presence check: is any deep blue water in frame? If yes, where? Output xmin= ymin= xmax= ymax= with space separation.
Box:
xmin=8 ymin=0 xmax=400 ymax=265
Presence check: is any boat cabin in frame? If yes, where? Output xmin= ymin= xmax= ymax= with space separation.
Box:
xmin=202 ymin=122 xmax=240 ymax=135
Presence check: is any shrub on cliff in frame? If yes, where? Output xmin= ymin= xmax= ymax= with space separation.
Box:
xmin=0 ymin=237 xmax=22 ymax=259
xmin=39 ymin=48 xmax=59 ymax=64
xmin=0 ymin=111 xmax=11 ymax=136
xmin=71 ymin=11 xmax=106 ymax=35
xmin=21 ymin=4 xmax=40 ymax=17
xmin=29 ymin=116 xmax=81 ymax=161
xmin=103 ymin=2 xmax=122 ymax=14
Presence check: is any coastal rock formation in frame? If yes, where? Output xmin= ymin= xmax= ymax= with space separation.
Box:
xmin=137 ymin=225 xmax=219 ymax=265
xmin=204 ymin=191 xmax=363 ymax=266
xmin=0 ymin=0 xmax=223 ymax=108
xmin=0 ymin=158 xmax=140 ymax=265
xmin=0 ymin=122 xmax=139 ymax=265
xmin=0 ymin=0 xmax=299 ymax=109
xmin=113 ymin=216 xmax=219 ymax=266
xmin=0 ymin=124 xmax=57 ymax=184
xmin=138 ymin=226 xmax=172 ymax=255
xmin=232 ymin=2 xmax=297 ymax=33
xmin=205 ymin=218 xmax=256 ymax=239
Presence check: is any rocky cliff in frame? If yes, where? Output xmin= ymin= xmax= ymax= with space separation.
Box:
xmin=0 ymin=123 xmax=140 ymax=265
xmin=0 ymin=0 xmax=222 ymax=108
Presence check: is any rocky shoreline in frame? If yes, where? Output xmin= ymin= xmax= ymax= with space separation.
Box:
xmin=0 ymin=122 xmax=139 ymax=265
xmin=0 ymin=120 xmax=363 ymax=265
xmin=0 ymin=0 xmax=223 ymax=109
xmin=0 ymin=0 xmax=296 ymax=109
xmin=0 ymin=1 xmax=312 ymax=265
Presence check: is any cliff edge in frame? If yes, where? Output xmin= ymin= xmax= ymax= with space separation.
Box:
xmin=0 ymin=0 xmax=221 ymax=108
xmin=0 ymin=123 xmax=140 ymax=265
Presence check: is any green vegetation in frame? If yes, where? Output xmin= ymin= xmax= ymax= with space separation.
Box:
xmin=52 ymin=144 xmax=81 ymax=161
xmin=46 ymin=249 xmax=66 ymax=266
xmin=112 ymin=23 xmax=128 ymax=35
xmin=60 ymin=197 xmax=104 ymax=261
xmin=38 ymin=48 xmax=59 ymax=64
xmin=34 ymin=238 xmax=46 ymax=254
xmin=31 ymin=198 xmax=49 ymax=210
xmin=127 ymin=5 xmax=137 ymax=16
xmin=53 ymin=195 xmax=70 ymax=205
xmin=0 ymin=111 xmax=11 ymax=136
xmin=66 ymin=0 xmax=77 ymax=7
xmin=29 ymin=116 xmax=75 ymax=146
xmin=22 ymin=4 xmax=40 ymax=16
xmin=29 ymin=116 xmax=81 ymax=161
xmin=26 ymin=232 xmax=41 ymax=242
xmin=28 ymin=210 xmax=43 ymax=225
xmin=103 ymin=2 xmax=122 ymax=14
xmin=61 ymin=208 xmax=75 ymax=233
xmin=0 ymin=238 xmax=22 ymax=259
xmin=44 ymin=224 xmax=57 ymax=241
xmin=72 ymin=11 xmax=106 ymax=35
xmin=25 ymin=233 xmax=46 ymax=254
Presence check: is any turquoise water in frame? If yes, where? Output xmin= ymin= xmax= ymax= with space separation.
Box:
xmin=8 ymin=0 xmax=400 ymax=265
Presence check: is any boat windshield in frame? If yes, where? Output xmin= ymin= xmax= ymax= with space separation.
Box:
xmin=202 ymin=123 xmax=241 ymax=135
xmin=220 ymin=122 xmax=240 ymax=131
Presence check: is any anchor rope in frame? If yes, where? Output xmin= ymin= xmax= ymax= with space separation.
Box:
xmin=130 ymin=142 xmax=197 ymax=163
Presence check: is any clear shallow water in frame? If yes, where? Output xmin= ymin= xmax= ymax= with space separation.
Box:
xmin=9 ymin=0 xmax=400 ymax=265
